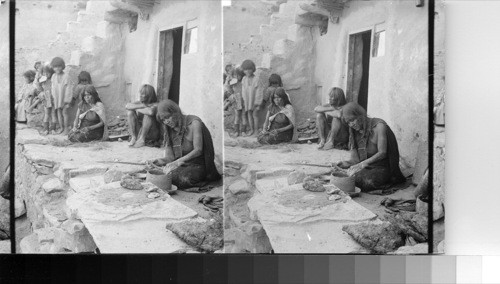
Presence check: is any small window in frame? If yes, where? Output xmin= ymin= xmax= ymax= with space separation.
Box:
xmin=184 ymin=20 xmax=198 ymax=54
xmin=372 ymin=23 xmax=386 ymax=57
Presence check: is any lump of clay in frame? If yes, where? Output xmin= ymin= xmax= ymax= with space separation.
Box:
xmin=147 ymin=192 xmax=160 ymax=199
xmin=165 ymin=217 xmax=223 ymax=252
xmin=328 ymin=194 xmax=342 ymax=201
xmin=342 ymin=221 xmax=405 ymax=254
xmin=120 ymin=175 xmax=143 ymax=190
xmin=302 ymin=177 xmax=325 ymax=192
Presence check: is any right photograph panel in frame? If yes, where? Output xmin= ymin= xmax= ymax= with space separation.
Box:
xmin=223 ymin=0 xmax=438 ymax=254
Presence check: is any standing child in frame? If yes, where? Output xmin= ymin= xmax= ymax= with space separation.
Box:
xmin=50 ymin=57 xmax=75 ymax=135
xmin=229 ymin=68 xmax=245 ymax=137
xmin=263 ymin=73 xmax=283 ymax=109
xmin=30 ymin=64 xmax=56 ymax=135
xmin=15 ymin=70 xmax=37 ymax=123
xmin=73 ymin=71 xmax=93 ymax=107
xmin=241 ymin=59 xmax=259 ymax=136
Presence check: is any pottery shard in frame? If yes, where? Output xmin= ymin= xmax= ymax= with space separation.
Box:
xmin=165 ymin=218 xmax=223 ymax=252
xmin=104 ymin=170 xmax=123 ymax=184
xmin=342 ymin=221 xmax=405 ymax=254
xmin=302 ymin=177 xmax=325 ymax=192
xmin=120 ymin=175 xmax=143 ymax=190
xmin=287 ymin=170 xmax=307 ymax=185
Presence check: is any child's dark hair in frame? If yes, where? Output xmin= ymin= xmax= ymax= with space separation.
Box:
xmin=241 ymin=60 xmax=256 ymax=73
xmin=23 ymin=70 xmax=36 ymax=83
xmin=33 ymin=61 xmax=42 ymax=70
xmin=50 ymin=57 xmax=66 ymax=70
xmin=41 ymin=64 xmax=54 ymax=79
xmin=233 ymin=68 xmax=245 ymax=81
xmin=140 ymin=84 xmax=158 ymax=104
xmin=78 ymin=71 xmax=92 ymax=85
xmin=268 ymin=73 xmax=283 ymax=87
xmin=328 ymin=87 xmax=347 ymax=107
xmin=225 ymin=64 xmax=233 ymax=72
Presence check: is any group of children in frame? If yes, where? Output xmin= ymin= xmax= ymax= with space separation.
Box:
xmin=224 ymin=59 xmax=284 ymax=137
xmin=15 ymin=57 xmax=92 ymax=136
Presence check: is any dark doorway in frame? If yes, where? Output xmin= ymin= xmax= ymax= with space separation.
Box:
xmin=157 ymin=27 xmax=183 ymax=104
xmin=346 ymin=30 xmax=371 ymax=111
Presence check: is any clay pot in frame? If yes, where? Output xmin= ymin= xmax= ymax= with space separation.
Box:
xmin=146 ymin=169 xmax=172 ymax=191
xmin=330 ymin=172 xmax=355 ymax=193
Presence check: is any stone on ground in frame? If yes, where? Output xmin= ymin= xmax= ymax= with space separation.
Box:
xmin=15 ymin=197 xmax=26 ymax=218
xmin=42 ymin=178 xmax=65 ymax=194
xmin=228 ymin=179 xmax=250 ymax=195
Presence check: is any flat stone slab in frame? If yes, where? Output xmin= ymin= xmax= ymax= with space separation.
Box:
xmin=16 ymin=127 xmax=70 ymax=146
xmin=21 ymin=142 xmax=163 ymax=173
xmin=66 ymin=181 xmax=198 ymax=253
xmin=247 ymin=176 xmax=377 ymax=253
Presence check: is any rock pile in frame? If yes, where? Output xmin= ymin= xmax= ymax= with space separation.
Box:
xmin=297 ymin=119 xmax=317 ymax=139
xmin=107 ymin=116 xmax=129 ymax=138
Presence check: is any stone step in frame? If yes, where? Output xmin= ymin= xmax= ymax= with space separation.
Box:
xmin=270 ymin=13 xmax=295 ymax=29
xmin=66 ymin=21 xmax=96 ymax=40
xmin=260 ymin=24 xmax=288 ymax=50
xmin=279 ymin=1 xmax=300 ymax=16
xmin=287 ymin=24 xmax=300 ymax=42
xmin=272 ymin=38 xmax=295 ymax=57
xmin=81 ymin=36 xmax=105 ymax=55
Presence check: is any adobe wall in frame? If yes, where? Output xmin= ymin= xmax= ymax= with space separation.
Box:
xmin=123 ymin=0 xmax=223 ymax=159
xmin=314 ymin=0 xmax=428 ymax=167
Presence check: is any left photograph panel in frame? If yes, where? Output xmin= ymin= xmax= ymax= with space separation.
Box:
xmin=0 ymin=0 xmax=11 ymax=253
xmin=15 ymin=0 xmax=223 ymax=253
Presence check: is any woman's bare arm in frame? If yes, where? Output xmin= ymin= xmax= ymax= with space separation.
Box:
xmin=360 ymin=123 xmax=387 ymax=166
xmin=174 ymin=120 xmax=203 ymax=165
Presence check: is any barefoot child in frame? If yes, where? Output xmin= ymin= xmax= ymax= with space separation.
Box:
xmin=241 ymin=59 xmax=259 ymax=136
xmin=30 ymin=64 xmax=56 ymax=135
xmin=15 ymin=70 xmax=37 ymax=123
xmin=50 ymin=57 xmax=75 ymax=135
xmin=228 ymin=68 xmax=245 ymax=137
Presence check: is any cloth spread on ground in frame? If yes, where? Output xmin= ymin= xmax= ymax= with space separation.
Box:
xmin=163 ymin=115 xmax=221 ymax=190
xmin=349 ymin=117 xmax=406 ymax=191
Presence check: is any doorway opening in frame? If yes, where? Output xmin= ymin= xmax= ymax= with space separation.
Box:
xmin=157 ymin=26 xmax=183 ymax=104
xmin=346 ymin=30 xmax=371 ymax=111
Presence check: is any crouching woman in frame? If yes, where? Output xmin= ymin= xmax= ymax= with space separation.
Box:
xmin=337 ymin=102 xmax=406 ymax=192
xmin=149 ymin=100 xmax=221 ymax=190
xmin=68 ymin=85 xmax=108 ymax=142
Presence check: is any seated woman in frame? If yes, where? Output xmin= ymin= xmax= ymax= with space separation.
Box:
xmin=257 ymin=87 xmax=297 ymax=145
xmin=68 ymin=85 xmax=108 ymax=143
xmin=149 ymin=100 xmax=221 ymax=190
xmin=314 ymin=87 xmax=349 ymax=150
xmin=126 ymin=84 xmax=162 ymax=148
xmin=337 ymin=102 xmax=406 ymax=192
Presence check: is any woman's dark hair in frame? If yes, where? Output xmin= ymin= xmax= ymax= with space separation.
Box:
xmin=81 ymin=85 xmax=102 ymax=106
xmin=23 ymin=70 xmax=36 ymax=83
xmin=41 ymin=64 xmax=54 ymax=79
xmin=271 ymin=87 xmax=292 ymax=107
xmin=341 ymin=102 xmax=368 ymax=131
xmin=241 ymin=59 xmax=256 ymax=73
xmin=78 ymin=71 xmax=92 ymax=85
xmin=328 ymin=87 xmax=346 ymax=107
xmin=268 ymin=74 xmax=283 ymax=87
xmin=50 ymin=57 xmax=66 ymax=70
xmin=140 ymin=84 xmax=158 ymax=104
xmin=156 ymin=99 xmax=184 ymax=129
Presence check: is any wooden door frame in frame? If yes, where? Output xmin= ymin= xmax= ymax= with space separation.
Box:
xmin=344 ymin=27 xmax=374 ymax=104
xmin=155 ymin=23 xmax=185 ymax=100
